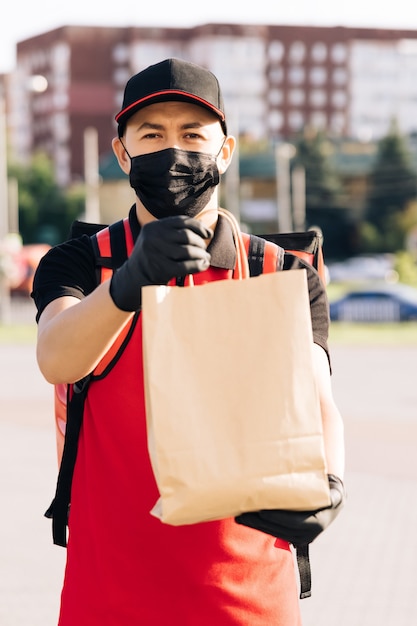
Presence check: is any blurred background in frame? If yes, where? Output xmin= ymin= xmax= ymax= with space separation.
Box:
xmin=1 ymin=3 xmax=417 ymax=624
xmin=3 ymin=4 xmax=417 ymax=321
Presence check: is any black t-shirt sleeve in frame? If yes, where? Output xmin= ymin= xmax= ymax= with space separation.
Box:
xmin=31 ymin=235 xmax=98 ymax=322
xmin=283 ymin=252 xmax=330 ymax=363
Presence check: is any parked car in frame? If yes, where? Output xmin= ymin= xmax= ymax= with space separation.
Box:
xmin=10 ymin=243 xmax=51 ymax=296
xmin=327 ymin=254 xmax=397 ymax=283
xmin=329 ymin=284 xmax=417 ymax=322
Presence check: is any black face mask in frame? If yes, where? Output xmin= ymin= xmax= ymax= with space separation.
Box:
xmin=126 ymin=146 xmax=222 ymax=219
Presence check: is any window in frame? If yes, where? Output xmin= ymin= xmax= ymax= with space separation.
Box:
xmin=268 ymin=110 xmax=284 ymax=130
xmin=55 ymin=145 xmax=71 ymax=187
xmin=269 ymin=67 xmax=284 ymax=83
xmin=114 ymin=67 xmax=131 ymax=86
xmin=53 ymin=91 xmax=69 ymax=110
xmin=331 ymin=43 xmax=348 ymax=63
xmin=311 ymin=42 xmax=327 ymax=63
xmin=332 ymin=68 xmax=348 ymax=85
xmin=113 ymin=44 xmax=130 ymax=64
xmin=310 ymin=66 xmax=327 ymax=85
xmin=269 ymin=88 xmax=283 ymax=105
xmin=268 ymin=40 xmax=285 ymax=62
xmin=289 ymin=41 xmax=305 ymax=64
xmin=115 ymin=88 xmax=124 ymax=109
xmin=51 ymin=43 xmax=70 ymax=67
xmin=288 ymin=66 xmax=305 ymax=85
xmin=288 ymin=110 xmax=304 ymax=130
xmin=310 ymin=89 xmax=327 ymax=107
xmin=52 ymin=112 xmax=70 ymax=141
xmin=288 ymin=89 xmax=305 ymax=105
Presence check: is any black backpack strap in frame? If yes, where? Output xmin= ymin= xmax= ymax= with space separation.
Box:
xmin=247 ymin=234 xmax=284 ymax=276
xmin=45 ymin=376 xmax=91 ymax=547
xmin=46 ymin=217 xmax=132 ymax=547
xmin=295 ymin=544 xmax=313 ymax=599
xmin=247 ymin=234 xmax=266 ymax=277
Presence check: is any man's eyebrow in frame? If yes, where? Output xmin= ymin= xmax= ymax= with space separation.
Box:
xmin=181 ymin=122 xmax=204 ymax=129
xmin=136 ymin=121 xmax=205 ymax=131
xmin=137 ymin=122 xmax=164 ymax=131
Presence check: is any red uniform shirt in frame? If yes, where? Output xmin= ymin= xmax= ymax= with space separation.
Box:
xmin=59 ymin=266 xmax=301 ymax=625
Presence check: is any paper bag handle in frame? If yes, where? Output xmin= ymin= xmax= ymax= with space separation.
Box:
xmin=218 ymin=208 xmax=250 ymax=280
xmin=186 ymin=209 xmax=249 ymax=286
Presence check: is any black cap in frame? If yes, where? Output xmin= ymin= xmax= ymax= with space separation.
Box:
xmin=115 ymin=58 xmax=227 ymax=135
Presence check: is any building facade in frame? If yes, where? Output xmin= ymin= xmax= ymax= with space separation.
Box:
xmin=9 ymin=23 xmax=417 ymax=187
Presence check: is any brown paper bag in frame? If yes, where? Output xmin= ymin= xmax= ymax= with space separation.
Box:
xmin=142 ymin=212 xmax=330 ymax=526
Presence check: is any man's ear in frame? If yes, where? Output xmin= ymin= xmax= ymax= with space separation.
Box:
xmin=217 ymin=135 xmax=236 ymax=175
xmin=112 ymin=137 xmax=131 ymax=175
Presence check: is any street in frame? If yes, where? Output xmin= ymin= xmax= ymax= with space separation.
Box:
xmin=1 ymin=333 xmax=417 ymax=625
xmin=301 ymin=344 xmax=417 ymax=626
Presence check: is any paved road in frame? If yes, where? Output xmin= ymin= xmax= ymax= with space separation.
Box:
xmin=301 ymin=345 xmax=417 ymax=626
xmin=1 ymin=330 xmax=417 ymax=625
xmin=0 ymin=341 xmax=65 ymax=626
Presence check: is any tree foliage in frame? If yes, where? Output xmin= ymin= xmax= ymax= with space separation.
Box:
xmin=292 ymin=129 xmax=343 ymax=215
xmin=8 ymin=152 xmax=84 ymax=245
xmin=365 ymin=124 xmax=417 ymax=251
xmin=292 ymin=129 xmax=355 ymax=258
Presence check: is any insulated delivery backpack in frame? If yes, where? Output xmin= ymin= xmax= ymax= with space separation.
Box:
xmin=45 ymin=216 xmax=326 ymax=598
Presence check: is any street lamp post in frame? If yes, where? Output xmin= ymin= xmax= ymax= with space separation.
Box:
xmin=0 ymin=92 xmax=11 ymax=323
xmin=275 ymin=142 xmax=296 ymax=233
xmin=292 ymin=165 xmax=306 ymax=231
xmin=84 ymin=127 xmax=100 ymax=224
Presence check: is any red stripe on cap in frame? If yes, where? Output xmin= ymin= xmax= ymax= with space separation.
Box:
xmin=115 ymin=90 xmax=225 ymax=122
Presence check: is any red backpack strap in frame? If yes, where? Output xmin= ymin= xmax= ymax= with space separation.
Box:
xmin=91 ymin=217 xmax=136 ymax=376
xmin=54 ymin=218 xmax=136 ymax=465
xmin=92 ymin=217 xmax=134 ymax=283
xmin=242 ymin=232 xmax=284 ymax=276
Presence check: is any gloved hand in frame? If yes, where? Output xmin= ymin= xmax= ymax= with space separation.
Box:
xmin=110 ymin=215 xmax=213 ymax=311
xmin=235 ymin=474 xmax=345 ymax=546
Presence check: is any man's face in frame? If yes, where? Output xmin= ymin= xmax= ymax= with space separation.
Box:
xmin=122 ymin=100 xmax=226 ymax=158
xmin=112 ymin=99 xmax=235 ymax=225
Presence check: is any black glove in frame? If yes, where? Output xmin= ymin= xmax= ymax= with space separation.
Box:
xmin=110 ymin=216 xmax=212 ymax=311
xmin=235 ymin=474 xmax=345 ymax=546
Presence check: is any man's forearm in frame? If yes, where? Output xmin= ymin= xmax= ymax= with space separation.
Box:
xmin=36 ymin=280 xmax=134 ymax=384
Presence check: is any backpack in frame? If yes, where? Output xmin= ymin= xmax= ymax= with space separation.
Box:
xmin=45 ymin=217 xmax=326 ymax=597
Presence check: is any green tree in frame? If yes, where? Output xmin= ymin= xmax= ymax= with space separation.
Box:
xmin=292 ymin=129 xmax=343 ymax=217
xmin=9 ymin=153 xmax=84 ymax=245
xmin=394 ymin=250 xmax=417 ymax=287
xmin=366 ymin=124 xmax=417 ymax=251
xmin=292 ymin=129 xmax=355 ymax=259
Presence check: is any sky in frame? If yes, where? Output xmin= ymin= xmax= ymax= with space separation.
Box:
xmin=3 ymin=0 xmax=417 ymax=74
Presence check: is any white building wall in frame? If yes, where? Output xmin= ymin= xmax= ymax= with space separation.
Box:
xmin=349 ymin=39 xmax=417 ymax=141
